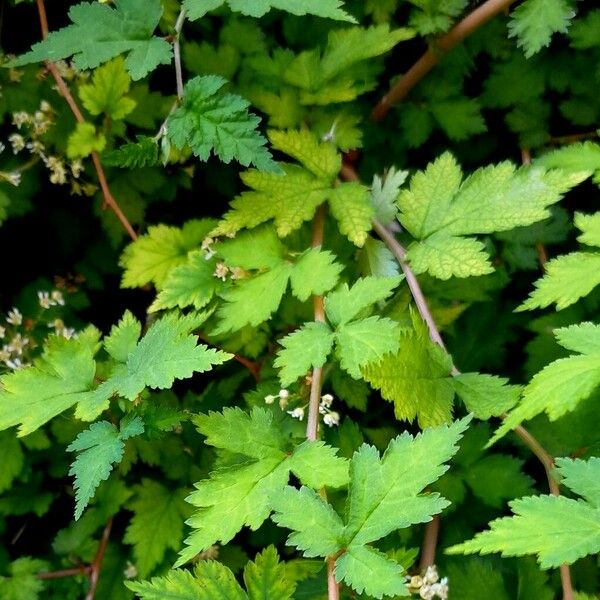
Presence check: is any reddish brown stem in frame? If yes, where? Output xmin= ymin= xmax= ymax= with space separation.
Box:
xmin=327 ymin=556 xmax=340 ymax=600
xmin=35 ymin=0 xmax=137 ymax=241
xmin=419 ymin=515 xmax=440 ymax=569
xmin=233 ymin=353 xmax=261 ymax=382
xmin=370 ymin=0 xmax=518 ymax=122
xmin=37 ymin=566 xmax=91 ymax=580
xmin=85 ymin=518 xmax=112 ymax=600
xmin=549 ymin=130 xmax=600 ymax=145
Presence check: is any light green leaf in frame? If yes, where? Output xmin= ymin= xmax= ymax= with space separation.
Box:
xmin=328 ymin=182 xmax=374 ymax=247
xmin=217 ymin=226 xmax=285 ymax=270
xmin=243 ymin=546 xmax=295 ymax=600
xmin=274 ymin=322 xmax=335 ymax=387
xmin=451 ymin=373 xmax=522 ymax=419
xmin=67 ymin=122 xmax=106 ymax=159
xmin=287 ymin=441 xmax=349 ymax=489
xmin=555 ymin=457 xmax=600 ymax=507
xmin=289 ymin=249 xmax=343 ymax=302
xmin=167 ymin=75 xmax=277 ymax=171
xmin=120 ymin=220 xmax=213 ymax=288
xmin=335 ymin=316 xmax=400 ymax=379
xmin=79 ymin=57 xmax=136 ymax=120
xmin=104 ymin=136 xmax=159 ymax=169
xmin=9 ymin=0 xmax=172 ymax=79
xmin=575 ymin=212 xmax=600 ymax=247
xmin=104 ymin=310 xmax=141 ymax=362
xmin=0 ymin=558 xmax=47 ymax=600
xmin=370 ymin=167 xmax=408 ymax=226
xmin=67 ymin=415 xmax=143 ymax=519
xmin=184 ymin=0 xmax=356 ymax=21
xmin=268 ymin=129 xmax=341 ymax=181
xmin=124 ymin=479 xmax=190 ymax=576
xmin=324 ymin=275 xmax=402 ymax=326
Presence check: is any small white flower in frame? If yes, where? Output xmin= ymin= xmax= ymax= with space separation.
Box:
xmin=123 ymin=562 xmax=138 ymax=580
xmin=278 ymin=389 xmax=289 ymax=399
xmin=0 ymin=326 xmax=5 ymax=338
xmin=12 ymin=111 xmax=30 ymax=128
xmin=409 ymin=575 xmax=423 ymax=589
xmin=264 ymin=394 xmax=276 ymax=405
xmin=0 ymin=142 xmax=4 ymax=154
xmin=423 ymin=565 xmax=439 ymax=585
xmin=70 ymin=159 xmax=84 ymax=178
xmin=8 ymin=133 xmax=25 ymax=153
xmin=7 ymin=334 xmax=28 ymax=355
xmin=51 ymin=290 xmax=65 ymax=305
xmin=38 ymin=291 xmax=52 ymax=309
xmin=2 ymin=171 xmax=21 ymax=187
xmin=213 ymin=263 xmax=229 ymax=281
xmin=279 ymin=396 xmax=289 ymax=410
xmin=287 ymin=407 xmax=305 ymax=420
xmin=6 ymin=308 xmax=22 ymax=325
xmin=48 ymin=318 xmax=65 ymax=330
xmin=0 ymin=347 xmax=11 ymax=362
xmin=59 ymin=327 xmax=76 ymax=339
xmin=40 ymin=100 xmax=52 ymax=113
xmin=6 ymin=357 xmax=24 ymax=370
xmin=419 ymin=584 xmax=434 ymax=600
xmin=320 ymin=393 xmax=334 ymax=407
xmin=323 ymin=411 xmax=340 ymax=427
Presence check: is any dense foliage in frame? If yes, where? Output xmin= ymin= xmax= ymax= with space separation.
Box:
xmin=0 ymin=0 xmax=599 ymax=598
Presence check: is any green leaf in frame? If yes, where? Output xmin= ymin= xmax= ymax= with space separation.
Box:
xmin=508 ymin=0 xmax=576 ymax=58
xmin=398 ymin=153 xmax=587 ymax=279
xmin=167 ymin=75 xmax=277 ymax=172
xmin=362 ymin=319 xmax=455 ymax=427
xmin=0 ymin=334 xmax=102 ymax=436
xmin=79 ymin=57 xmax=136 ymax=120
xmin=517 ymin=252 xmax=600 ymax=311
xmin=243 ymin=546 xmax=295 ymax=600
xmin=67 ymin=415 xmax=144 ymax=519
xmin=9 ymin=0 xmax=171 ymax=79
xmin=576 ymin=212 xmax=600 ymax=246
xmin=99 ymin=313 xmax=231 ymax=401
xmin=555 ymin=457 xmax=600 ymax=506
xmin=104 ymin=310 xmax=141 ymax=363
xmin=334 ymin=546 xmax=406 ymax=599
xmin=451 ymin=373 xmax=522 ymax=420
xmin=268 ymin=129 xmax=341 ymax=182
xmin=335 ymin=316 xmax=401 ymax=379
xmin=272 ymin=418 xmax=469 ymax=598
xmin=120 ymin=220 xmax=213 ymax=288
xmin=289 ymin=249 xmax=344 ymax=302
xmin=0 ymin=432 xmax=23 ymax=493
xmin=150 ymin=251 xmax=220 ymax=312
xmin=124 ymin=479 xmax=190 ymax=576
xmin=177 ymin=408 xmax=348 ymax=565
xmin=212 ymin=165 xmax=331 ymax=238
xmin=183 ymin=0 xmax=356 ymax=22
xmin=274 ymin=322 xmax=335 ymax=387
xmin=324 ymin=275 xmax=402 ymax=326
xmin=128 ymin=561 xmax=247 ymax=599
xmin=447 ymin=492 xmax=600 ymax=568
xmin=104 ymin=136 xmax=159 ymax=168
xmin=536 ymin=141 xmax=600 ymax=181
xmin=370 ymin=167 xmax=408 ymax=226
xmin=66 ymin=122 xmax=106 ymax=159
xmin=492 ymin=322 xmax=600 ymax=442
xmin=0 ymin=558 xmax=47 ymax=600
xmin=217 ymin=226 xmax=285 ymax=270
xmin=328 ymin=182 xmax=374 ymax=247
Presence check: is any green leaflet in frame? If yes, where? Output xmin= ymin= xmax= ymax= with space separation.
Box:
xmin=272 ymin=417 xmax=470 ymax=598
xmin=104 ymin=136 xmax=159 ymax=169
xmin=211 ymin=129 xmax=373 ymax=245
xmin=508 ymin=0 xmax=576 ymax=58
xmin=0 ymin=558 xmax=47 ymax=600
xmin=176 ymin=407 xmax=348 ymax=566
xmin=67 ymin=415 xmax=144 ymax=519
xmin=447 ymin=457 xmax=600 ymax=568
xmin=398 ymin=152 xmax=587 ymax=279
xmin=491 ymin=322 xmax=600 ymax=443
xmin=128 ymin=548 xmax=295 ymax=599
xmin=167 ymin=75 xmax=278 ymax=172
xmin=275 ymin=276 xmax=402 ymax=384
xmin=9 ymin=0 xmax=171 ymax=80
xmin=183 ymin=0 xmax=356 ymax=22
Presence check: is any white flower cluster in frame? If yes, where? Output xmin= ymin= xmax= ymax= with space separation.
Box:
xmin=37 ymin=290 xmax=65 ymax=309
xmin=407 ymin=565 xmax=448 ymax=600
xmin=0 ymin=308 xmax=29 ymax=370
xmin=264 ymin=388 xmax=294 ymax=410
xmin=319 ymin=393 xmax=340 ymax=427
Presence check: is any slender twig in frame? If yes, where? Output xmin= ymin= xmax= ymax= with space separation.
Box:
xmin=232 ymin=353 xmax=261 ymax=382
xmin=85 ymin=518 xmax=113 ymax=600
xmin=306 ymin=204 xmax=327 ymax=441
xmin=173 ymin=8 xmax=186 ymax=100
xmin=35 ymin=0 xmax=137 ymax=241
xmin=370 ymin=0 xmax=518 ymax=122
xmin=419 ymin=515 xmax=440 ymax=569
xmin=341 ymin=164 xmax=573 ymax=597
xmin=37 ymin=566 xmax=91 ymax=580
xmin=549 ymin=130 xmax=600 ymax=145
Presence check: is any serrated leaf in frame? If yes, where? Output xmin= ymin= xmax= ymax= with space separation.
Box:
xmin=575 ymin=212 xmax=600 ymax=247
xmin=0 ymin=558 xmax=47 ymax=600
xmin=217 ymin=226 xmax=285 ymax=270
xmin=335 ymin=316 xmax=401 ymax=379
xmin=0 ymin=432 xmax=23 ymax=493
xmin=104 ymin=310 xmax=141 ymax=362
xmin=67 ymin=122 xmax=106 ymax=159
xmin=0 ymin=334 xmax=103 ymax=436
xmin=184 ymin=0 xmax=356 ymax=21
xmin=325 ymin=275 xmax=402 ymax=326
xmin=508 ymin=0 xmax=576 ymax=58
xmin=120 ymin=220 xmax=213 ymax=288
xmin=398 ymin=153 xmax=587 ymax=279
xmin=268 ymin=129 xmax=341 ymax=181
xmin=243 ymin=546 xmax=295 ymax=600
xmin=289 ymin=249 xmax=343 ymax=302
xmin=10 ymin=0 xmax=172 ymax=80
xmin=370 ymin=167 xmax=408 ymax=226
xmin=517 ymin=252 xmax=600 ymax=311
xmin=124 ymin=479 xmax=190 ymax=576
xmin=99 ymin=313 xmax=231 ymax=401
xmin=274 ymin=322 xmax=335 ymax=387
xmin=79 ymin=57 xmax=136 ymax=120
xmin=492 ymin=322 xmax=600 ymax=443
xmin=287 ymin=440 xmax=349 ymax=489
xmin=328 ymin=182 xmax=374 ymax=247
xmin=104 ymin=136 xmax=159 ymax=168
xmin=150 ymin=251 xmax=220 ymax=312
xmin=67 ymin=415 xmax=143 ymax=519
xmin=167 ymin=75 xmax=277 ymax=172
